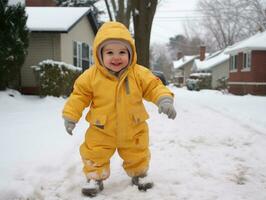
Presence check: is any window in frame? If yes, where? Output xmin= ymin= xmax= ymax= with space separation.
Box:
xmin=242 ymin=52 xmax=251 ymax=70
xmin=73 ymin=41 xmax=93 ymax=70
xmin=230 ymin=55 xmax=238 ymax=71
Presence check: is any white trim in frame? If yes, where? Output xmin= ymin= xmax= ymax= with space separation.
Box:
xmin=242 ymin=52 xmax=251 ymax=69
xmin=230 ymin=69 xmax=237 ymax=73
xmin=241 ymin=68 xmax=251 ymax=72
xmin=228 ymin=82 xmax=266 ymax=85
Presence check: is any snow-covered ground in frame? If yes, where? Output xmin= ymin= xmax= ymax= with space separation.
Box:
xmin=1 ymin=87 xmax=266 ymax=200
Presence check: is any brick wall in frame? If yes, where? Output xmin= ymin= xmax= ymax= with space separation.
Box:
xmin=228 ymin=50 xmax=266 ymax=95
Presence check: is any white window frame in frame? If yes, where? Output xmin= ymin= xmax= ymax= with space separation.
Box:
xmin=230 ymin=54 xmax=238 ymax=72
xmin=89 ymin=46 xmax=94 ymax=65
xmin=242 ymin=51 xmax=251 ymax=71
xmin=73 ymin=41 xmax=93 ymax=69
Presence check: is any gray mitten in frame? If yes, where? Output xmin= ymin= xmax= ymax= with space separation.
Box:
xmin=157 ymin=97 xmax=176 ymax=119
xmin=64 ymin=118 xmax=76 ymax=135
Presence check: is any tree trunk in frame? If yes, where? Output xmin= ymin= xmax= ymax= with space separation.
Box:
xmin=110 ymin=0 xmax=131 ymax=28
xmin=104 ymin=0 xmax=113 ymax=21
xmin=132 ymin=0 xmax=157 ymax=68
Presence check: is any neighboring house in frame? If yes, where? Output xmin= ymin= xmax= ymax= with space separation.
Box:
xmin=172 ymin=46 xmax=206 ymax=86
xmin=21 ymin=7 xmax=98 ymax=94
xmin=224 ymin=31 xmax=266 ymax=95
xmin=192 ymin=50 xmax=230 ymax=89
xmin=173 ymin=55 xmax=198 ymax=86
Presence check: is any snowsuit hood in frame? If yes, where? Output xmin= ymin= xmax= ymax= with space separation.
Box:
xmin=93 ymin=21 xmax=137 ymax=73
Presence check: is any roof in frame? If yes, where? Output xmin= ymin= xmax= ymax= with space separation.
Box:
xmin=26 ymin=7 xmax=90 ymax=32
xmin=193 ymin=50 xmax=229 ymax=71
xmin=224 ymin=31 xmax=266 ymax=54
xmin=173 ymin=55 xmax=197 ymax=69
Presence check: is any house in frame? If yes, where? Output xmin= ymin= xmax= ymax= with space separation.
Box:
xmin=192 ymin=49 xmax=230 ymax=89
xmin=173 ymin=55 xmax=198 ymax=86
xmin=21 ymin=7 xmax=98 ymax=94
xmin=224 ymin=31 xmax=266 ymax=95
xmin=172 ymin=46 xmax=206 ymax=86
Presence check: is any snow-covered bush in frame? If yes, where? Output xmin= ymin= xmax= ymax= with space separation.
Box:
xmin=32 ymin=60 xmax=82 ymax=97
xmin=186 ymin=78 xmax=200 ymax=91
xmin=216 ymin=76 xmax=228 ymax=90
xmin=186 ymin=73 xmax=211 ymax=91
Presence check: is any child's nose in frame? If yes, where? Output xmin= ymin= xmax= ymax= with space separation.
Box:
xmin=113 ymin=54 xmax=121 ymax=60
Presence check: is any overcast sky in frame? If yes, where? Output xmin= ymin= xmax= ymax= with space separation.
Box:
xmin=97 ymin=0 xmax=200 ymax=44
xmin=151 ymin=0 xmax=199 ymax=44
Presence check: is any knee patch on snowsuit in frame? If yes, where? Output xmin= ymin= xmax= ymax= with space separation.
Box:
xmin=80 ymin=127 xmax=116 ymax=180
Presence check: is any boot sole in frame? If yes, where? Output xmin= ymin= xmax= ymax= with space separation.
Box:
xmin=137 ymin=182 xmax=154 ymax=191
xmin=81 ymin=186 xmax=104 ymax=197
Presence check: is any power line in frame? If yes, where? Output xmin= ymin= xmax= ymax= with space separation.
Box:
xmin=154 ymin=16 xmax=205 ymax=18
xmin=157 ymin=9 xmax=203 ymax=12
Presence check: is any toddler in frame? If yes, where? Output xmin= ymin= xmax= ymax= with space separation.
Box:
xmin=62 ymin=21 xmax=176 ymax=197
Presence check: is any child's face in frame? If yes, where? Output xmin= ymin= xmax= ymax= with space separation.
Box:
xmin=102 ymin=43 xmax=129 ymax=72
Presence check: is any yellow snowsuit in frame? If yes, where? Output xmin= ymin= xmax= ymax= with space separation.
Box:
xmin=62 ymin=22 xmax=174 ymax=180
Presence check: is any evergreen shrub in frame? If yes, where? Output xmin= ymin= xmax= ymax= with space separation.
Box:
xmin=0 ymin=0 xmax=29 ymax=90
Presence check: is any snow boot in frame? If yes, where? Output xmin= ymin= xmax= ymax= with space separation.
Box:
xmin=132 ymin=175 xmax=154 ymax=191
xmin=81 ymin=179 xmax=104 ymax=197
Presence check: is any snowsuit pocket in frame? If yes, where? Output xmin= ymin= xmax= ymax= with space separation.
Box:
xmin=129 ymin=109 xmax=149 ymax=141
xmin=86 ymin=114 xmax=107 ymax=130
xmin=131 ymin=111 xmax=149 ymax=125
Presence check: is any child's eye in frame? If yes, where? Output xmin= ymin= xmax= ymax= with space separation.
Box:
xmin=120 ymin=50 xmax=127 ymax=54
xmin=106 ymin=51 xmax=113 ymax=55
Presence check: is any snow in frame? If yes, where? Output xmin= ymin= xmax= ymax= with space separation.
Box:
xmin=225 ymin=30 xmax=266 ymax=54
xmin=138 ymin=176 xmax=153 ymax=185
xmin=193 ymin=50 xmax=229 ymax=71
xmin=1 ymin=87 xmax=266 ymax=199
xmin=173 ymin=55 xmax=197 ymax=69
xmin=32 ymin=59 xmax=82 ymax=72
xmin=82 ymin=180 xmax=99 ymax=190
xmin=25 ymin=7 xmax=89 ymax=32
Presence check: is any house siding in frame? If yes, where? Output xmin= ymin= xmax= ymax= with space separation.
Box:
xmin=253 ymin=51 xmax=266 ymax=82
xmin=61 ymin=17 xmax=95 ymax=66
xmin=228 ymin=51 xmax=266 ymax=95
xmin=183 ymin=62 xmax=194 ymax=85
xmin=211 ymin=60 xmax=229 ymax=89
xmin=21 ymin=32 xmax=61 ymax=93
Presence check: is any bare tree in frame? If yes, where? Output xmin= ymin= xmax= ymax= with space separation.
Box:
xmin=192 ymin=0 xmax=266 ymax=50
xmin=167 ymin=34 xmax=203 ymax=59
xmin=241 ymin=0 xmax=266 ymax=31
xmin=57 ymin=0 xmax=104 ymax=21
xmin=150 ymin=43 xmax=173 ymax=79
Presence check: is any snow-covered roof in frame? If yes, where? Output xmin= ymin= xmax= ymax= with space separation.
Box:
xmin=173 ymin=55 xmax=197 ymax=69
xmin=193 ymin=50 xmax=229 ymax=71
xmin=224 ymin=31 xmax=266 ymax=54
xmin=26 ymin=7 xmax=90 ymax=32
